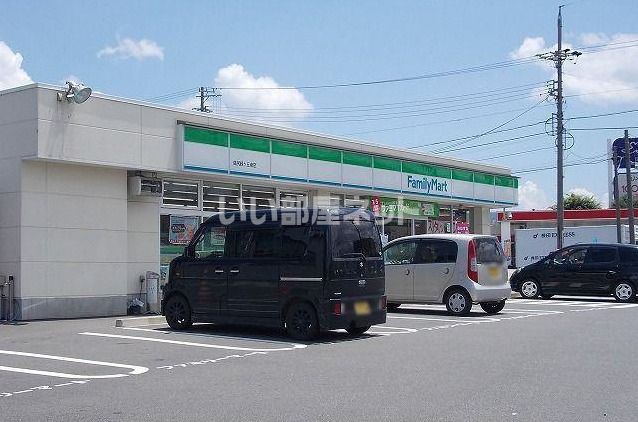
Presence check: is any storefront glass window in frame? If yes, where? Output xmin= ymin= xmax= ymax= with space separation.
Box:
xmin=160 ymin=214 xmax=201 ymax=268
xmin=383 ymin=218 xmax=411 ymax=242
xmin=414 ymin=219 xmax=428 ymax=235
xmin=203 ymin=182 xmax=240 ymax=212
xmin=280 ymin=190 xmax=308 ymax=208
xmin=330 ymin=193 xmax=344 ymax=207
xmin=162 ymin=180 xmax=199 ymax=208
xmin=242 ymin=185 xmax=276 ymax=209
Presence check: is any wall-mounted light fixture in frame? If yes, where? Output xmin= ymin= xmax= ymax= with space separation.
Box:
xmin=57 ymin=81 xmax=92 ymax=104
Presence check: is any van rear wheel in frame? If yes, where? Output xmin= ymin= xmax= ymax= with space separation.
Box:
xmin=445 ymin=289 xmax=472 ymax=316
xmin=165 ymin=295 xmax=192 ymax=330
xmin=387 ymin=303 xmax=401 ymax=312
xmin=346 ymin=325 xmax=371 ymax=336
xmin=480 ymin=300 xmax=506 ymax=315
xmin=285 ymin=302 xmax=319 ymax=341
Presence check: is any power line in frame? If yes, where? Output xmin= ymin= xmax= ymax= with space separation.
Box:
xmin=514 ymin=157 xmax=608 ymax=174
xmin=570 ymin=126 xmax=638 ymax=131
xmin=218 ymin=95 xmax=546 ymax=123
xmin=431 ymin=95 xmax=549 ymax=153
xmin=436 ymin=132 xmax=548 ymax=154
xmin=220 ymin=92 xmax=544 ymax=122
xmin=346 ymin=112 xmax=546 ymax=137
xmin=566 ymin=108 xmax=638 ymax=120
xmin=221 ymin=82 xmax=547 ymax=112
xmin=475 ymin=146 xmax=555 ymax=161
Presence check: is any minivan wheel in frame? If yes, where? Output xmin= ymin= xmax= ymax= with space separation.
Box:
xmin=445 ymin=289 xmax=472 ymax=316
xmin=165 ymin=295 xmax=192 ymax=330
xmin=285 ymin=302 xmax=319 ymax=341
xmin=346 ymin=325 xmax=371 ymax=336
xmin=520 ymin=279 xmax=541 ymax=299
xmin=613 ymin=282 xmax=635 ymax=303
xmin=480 ymin=300 xmax=506 ymax=315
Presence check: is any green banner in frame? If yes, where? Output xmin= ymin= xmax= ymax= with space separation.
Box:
xmin=370 ymin=197 xmax=439 ymax=218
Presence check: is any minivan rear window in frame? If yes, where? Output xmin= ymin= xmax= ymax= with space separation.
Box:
xmin=331 ymin=220 xmax=382 ymax=258
xmin=475 ymin=237 xmax=504 ymax=264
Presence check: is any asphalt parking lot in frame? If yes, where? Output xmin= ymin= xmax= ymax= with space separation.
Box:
xmin=1 ymin=297 xmax=637 ymax=422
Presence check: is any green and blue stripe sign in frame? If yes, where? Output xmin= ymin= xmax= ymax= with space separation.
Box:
xmin=182 ymin=125 xmax=518 ymax=205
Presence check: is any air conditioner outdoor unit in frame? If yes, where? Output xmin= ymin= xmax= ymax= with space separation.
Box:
xmin=128 ymin=176 xmax=162 ymax=197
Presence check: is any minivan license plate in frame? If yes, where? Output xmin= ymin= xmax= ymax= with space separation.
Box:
xmin=354 ymin=301 xmax=371 ymax=316
xmin=489 ymin=266 xmax=501 ymax=278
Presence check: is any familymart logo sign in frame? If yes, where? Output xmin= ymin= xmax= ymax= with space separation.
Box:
xmin=405 ymin=174 xmax=449 ymax=195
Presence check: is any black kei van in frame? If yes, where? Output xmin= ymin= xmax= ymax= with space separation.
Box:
xmin=161 ymin=208 xmax=386 ymax=340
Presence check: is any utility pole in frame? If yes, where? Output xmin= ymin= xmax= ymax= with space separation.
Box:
xmin=194 ymin=87 xmax=222 ymax=113
xmin=537 ymin=6 xmax=581 ymax=249
xmin=613 ymin=148 xmax=621 ymax=243
xmin=625 ymin=129 xmax=636 ymax=244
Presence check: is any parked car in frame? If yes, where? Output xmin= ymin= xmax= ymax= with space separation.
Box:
xmin=162 ymin=208 xmax=386 ymax=340
xmin=383 ymin=234 xmax=511 ymax=316
xmin=510 ymin=243 xmax=638 ymax=303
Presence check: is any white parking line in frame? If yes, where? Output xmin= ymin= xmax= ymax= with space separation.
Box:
xmin=79 ymin=332 xmax=307 ymax=352
xmin=387 ymin=315 xmax=485 ymax=323
xmin=0 ymin=350 xmax=148 ymax=379
xmin=368 ymin=326 xmax=418 ymax=335
xmin=121 ymin=326 xmax=304 ymax=345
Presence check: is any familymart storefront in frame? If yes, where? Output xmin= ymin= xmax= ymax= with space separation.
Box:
xmin=0 ymin=84 xmax=517 ymax=320
xmin=159 ymin=124 xmax=519 ymax=274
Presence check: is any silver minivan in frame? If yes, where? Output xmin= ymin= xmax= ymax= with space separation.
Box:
xmin=383 ymin=234 xmax=511 ymax=315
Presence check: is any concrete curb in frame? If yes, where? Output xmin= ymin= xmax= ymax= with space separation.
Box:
xmin=115 ymin=315 xmax=165 ymax=328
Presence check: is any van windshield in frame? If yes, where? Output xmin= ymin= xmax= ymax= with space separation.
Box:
xmin=475 ymin=237 xmax=504 ymax=264
xmin=331 ymin=220 xmax=382 ymax=258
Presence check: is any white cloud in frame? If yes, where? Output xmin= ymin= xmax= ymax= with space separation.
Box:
xmin=178 ymin=64 xmax=313 ymax=125
xmin=511 ymin=33 xmax=638 ymax=104
xmin=97 ymin=37 xmax=164 ymax=61
xmin=0 ymin=41 xmax=33 ymax=90
xmin=517 ymin=180 xmax=551 ymax=210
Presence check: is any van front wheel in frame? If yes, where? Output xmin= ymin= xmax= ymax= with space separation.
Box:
xmin=285 ymin=302 xmax=319 ymax=341
xmin=165 ymin=295 xmax=192 ymax=330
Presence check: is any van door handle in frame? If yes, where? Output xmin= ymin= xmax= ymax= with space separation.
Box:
xmin=230 ymin=269 xmax=240 ymax=274
xmin=607 ymin=270 xmax=616 ymax=277
xmin=214 ymin=269 xmax=225 ymax=274
xmin=405 ymin=268 xmax=410 ymax=275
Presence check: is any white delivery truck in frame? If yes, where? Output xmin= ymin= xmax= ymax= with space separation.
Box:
xmin=514 ymin=225 xmax=637 ymax=268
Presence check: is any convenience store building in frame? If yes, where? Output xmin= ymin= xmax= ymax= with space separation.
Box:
xmin=0 ymin=84 xmax=518 ymax=320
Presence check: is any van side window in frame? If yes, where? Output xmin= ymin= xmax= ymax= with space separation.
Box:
xmin=384 ymin=241 xmax=417 ymax=265
xmin=230 ymin=228 xmax=278 ymax=258
xmin=415 ymin=240 xmax=458 ymax=264
xmin=281 ymin=226 xmax=310 ymax=259
xmin=194 ymin=227 xmax=226 ymax=259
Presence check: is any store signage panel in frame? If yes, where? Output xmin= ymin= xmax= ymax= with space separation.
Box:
xmin=402 ymin=173 xmax=450 ymax=197
xmin=370 ymin=196 xmax=439 ymax=218
xmin=181 ymin=125 xmax=518 ymax=205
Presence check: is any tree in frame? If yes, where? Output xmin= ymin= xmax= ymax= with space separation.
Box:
xmin=552 ymin=192 xmax=601 ymax=210
xmin=611 ymin=194 xmax=633 ymax=209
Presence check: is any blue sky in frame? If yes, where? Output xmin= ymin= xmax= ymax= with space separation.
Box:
xmin=1 ymin=0 xmax=637 ymax=209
